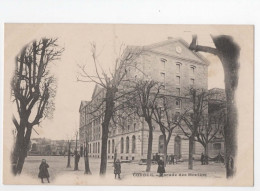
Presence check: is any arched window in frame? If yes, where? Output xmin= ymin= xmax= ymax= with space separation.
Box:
xmin=121 ymin=137 xmax=124 ymax=153
xmin=158 ymin=135 xmax=164 ymax=154
xmin=108 ymin=140 xmax=111 ymax=154
xmin=126 ymin=137 xmax=129 ymax=153
xmin=132 ymin=136 xmax=136 ymax=153
xmin=98 ymin=142 xmax=100 ymax=153
xmin=89 ymin=144 xmax=91 ymax=153
xmin=112 ymin=139 xmax=115 ymax=153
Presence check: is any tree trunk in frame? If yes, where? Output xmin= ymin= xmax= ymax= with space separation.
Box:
xmin=212 ymin=36 xmax=239 ymax=178
xmin=11 ymin=129 xmax=24 ymax=175
xmin=188 ymin=136 xmax=194 ymax=170
xmin=221 ymin=57 xmax=238 ymax=178
xmin=99 ymin=88 xmax=115 ymax=175
xmin=84 ymin=140 xmax=91 ymax=174
xmin=163 ymin=136 xmax=168 ymax=167
xmin=146 ymin=122 xmax=153 ymax=172
xmin=100 ymin=122 xmax=108 ymax=175
xmin=67 ymin=143 xmax=71 ymax=168
xmin=224 ymin=85 xmax=237 ymax=178
xmin=74 ymin=134 xmax=78 ymax=171
xmin=15 ymin=153 xmax=26 ymax=175
xmin=204 ymin=142 xmax=209 ymax=165
xmin=12 ymin=120 xmax=31 ymax=175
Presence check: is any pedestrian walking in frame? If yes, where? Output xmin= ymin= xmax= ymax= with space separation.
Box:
xmin=38 ymin=159 xmax=50 ymax=183
xmin=201 ymin=153 xmax=204 ymax=165
xmin=157 ymin=157 xmax=165 ymax=177
xmin=114 ymin=159 xmax=121 ymax=179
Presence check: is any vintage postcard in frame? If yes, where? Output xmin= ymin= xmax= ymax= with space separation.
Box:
xmin=3 ymin=24 xmax=254 ymax=186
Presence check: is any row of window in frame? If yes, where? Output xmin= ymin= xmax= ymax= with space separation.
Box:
xmin=107 ymin=136 xmax=136 ymax=154
xmin=89 ymin=142 xmax=100 ymax=154
xmin=161 ymin=59 xmax=196 ymax=74
xmin=160 ymin=73 xmax=195 ymax=90
xmin=159 ymin=60 xmax=196 ymax=92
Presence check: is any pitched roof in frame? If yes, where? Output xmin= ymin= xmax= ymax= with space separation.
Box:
xmin=128 ymin=38 xmax=210 ymax=66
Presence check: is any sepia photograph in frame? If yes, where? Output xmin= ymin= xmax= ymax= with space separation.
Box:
xmin=3 ymin=24 xmax=253 ymax=186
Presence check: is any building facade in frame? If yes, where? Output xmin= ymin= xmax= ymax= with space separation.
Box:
xmin=79 ymin=38 xmax=221 ymax=161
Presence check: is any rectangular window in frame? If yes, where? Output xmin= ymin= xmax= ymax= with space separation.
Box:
xmin=176 ymin=76 xmax=180 ymax=85
xmin=176 ymin=63 xmax=181 ymax=73
xmin=175 ymin=99 xmax=181 ymax=109
xmin=160 ymin=72 xmax=165 ymax=81
xmin=161 ymin=58 xmax=167 ymax=69
xmin=190 ymin=66 xmax=195 ymax=75
xmin=190 ymin=78 xmax=195 ymax=86
xmin=176 ymin=88 xmax=180 ymax=96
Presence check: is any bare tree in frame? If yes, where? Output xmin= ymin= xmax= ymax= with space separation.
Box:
xmin=195 ymin=90 xmax=226 ymax=165
xmin=189 ymin=35 xmax=240 ymax=177
xmin=77 ymin=43 xmax=141 ymax=175
xmin=195 ymin=115 xmax=221 ymax=164
xmin=177 ymin=88 xmax=208 ymax=170
xmin=152 ymin=96 xmax=178 ymax=167
xmin=11 ymin=38 xmax=64 ymax=175
xmin=126 ymin=80 xmax=163 ymax=172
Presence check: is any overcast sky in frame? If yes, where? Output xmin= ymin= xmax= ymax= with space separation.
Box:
xmin=5 ymin=24 xmax=248 ymax=140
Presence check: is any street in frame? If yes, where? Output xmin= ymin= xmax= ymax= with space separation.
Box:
xmin=21 ymin=155 xmax=225 ymax=184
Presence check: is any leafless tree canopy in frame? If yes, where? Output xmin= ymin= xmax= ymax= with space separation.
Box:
xmin=77 ymin=43 xmax=143 ymax=175
xmin=12 ymin=38 xmax=64 ymax=127
xmin=11 ymin=38 xmax=64 ymax=175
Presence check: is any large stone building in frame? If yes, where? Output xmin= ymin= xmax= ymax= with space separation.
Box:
xmin=79 ymin=38 xmax=224 ymax=161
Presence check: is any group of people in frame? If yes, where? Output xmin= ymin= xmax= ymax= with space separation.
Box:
xmin=154 ymin=153 xmax=177 ymax=165
xmin=113 ymin=157 xmax=167 ymax=179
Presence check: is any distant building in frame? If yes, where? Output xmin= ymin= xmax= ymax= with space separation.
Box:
xmin=79 ymin=38 xmax=217 ymax=161
xmin=28 ymin=138 xmax=79 ymax=156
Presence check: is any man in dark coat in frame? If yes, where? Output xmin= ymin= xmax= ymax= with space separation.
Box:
xmin=157 ymin=157 xmax=165 ymax=177
xmin=38 ymin=159 xmax=50 ymax=183
xmin=114 ymin=159 xmax=121 ymax=179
